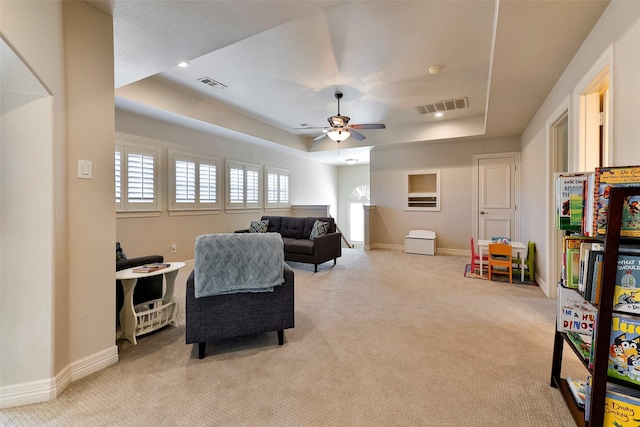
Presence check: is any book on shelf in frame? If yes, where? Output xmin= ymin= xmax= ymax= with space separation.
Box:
xmin=608 ymin=313 xmax=640 ymax=388
xmin=563 ymin=236 xmax=599 ymax=289
xmin=587 ymin=249 xmax=604 ymax=305
xmin=579 ymin=242 xmax=603 ymax=292
xmin=566 ymin=331 xmax=592 ymax=361
xmin=557 ymin=284 xmax=596 ymax=335
xmin=555 ymin=172 xmax=593 ymax=232
xmin=132 ymin=263 xmax=170 ymax=273
xmin=585 ymin=380 xmax=640 ymax=426
xmin=614 ymin=251 xmax=640 ymax=315
xmin=593 ymin=165 xmax=640 ymax=237
xmin=566 ymin=377 xmax=587 ymax=408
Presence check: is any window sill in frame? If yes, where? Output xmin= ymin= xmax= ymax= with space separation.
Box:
xmin=116 ymin=210 xmax=162 ymax=219
xmin=168 ymin=209 xmax=221 ymax=217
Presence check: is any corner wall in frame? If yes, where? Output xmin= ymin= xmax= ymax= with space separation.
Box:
xmin=369 ymin=137 xmax=520 ymax=251
xmin=0 ymin=1 xmax=117 ymax=408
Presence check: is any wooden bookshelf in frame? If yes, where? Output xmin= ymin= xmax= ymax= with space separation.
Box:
xmin=550 ymin=186 xmax=640 ymax=426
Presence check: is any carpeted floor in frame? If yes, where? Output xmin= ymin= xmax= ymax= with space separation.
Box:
xmin=1 ymin=249 xmax=584 ymax=426
xmin=464 ymin=263 xmax=537 ymax=286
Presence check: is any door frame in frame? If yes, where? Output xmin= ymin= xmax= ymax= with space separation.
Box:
xmin=545 ymin=96 xmax=570 ymax=299
xmin=472 ymin=152 xmax=521 ymax=244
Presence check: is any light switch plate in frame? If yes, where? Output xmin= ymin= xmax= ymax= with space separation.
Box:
xmin=77 ymin=160 xmax=92 ymax=179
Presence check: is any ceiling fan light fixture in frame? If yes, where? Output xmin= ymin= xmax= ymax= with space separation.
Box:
xmin=327 ymin=129 xmax=351 ymax=143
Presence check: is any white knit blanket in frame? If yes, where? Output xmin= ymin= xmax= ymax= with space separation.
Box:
xmin=194 ymin=233 xmax=284 ymax=298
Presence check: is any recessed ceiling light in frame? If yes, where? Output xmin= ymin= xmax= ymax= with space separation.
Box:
xmin=435 ymin=112 xmax=444 ymax=117
xmin=345 ymin=159 xmax=358 ymax=165
xmin=178 ymin=61 xmax=190 ymax=68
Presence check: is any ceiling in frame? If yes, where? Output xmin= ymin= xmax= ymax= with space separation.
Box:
xmin=88 ymin=0 xmax=610 ymax=165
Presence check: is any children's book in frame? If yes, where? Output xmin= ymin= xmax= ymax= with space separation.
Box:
xmin=586 ymin=250 xmax=604 ymax=305
xmin=585 ymin=379 xmax=640 ymax=425
xmin=604 ymin=386 xmax=640 ymax=426
xmin=563 ymin=236 xmax=599 ymax=289
xmin=613 ymin=252 xmax=640 ymax=315
xmin=557 ymin=284 xmax=596 ymax=334
xmin=593 ymin=165 xmax=640 ymax=237
xmin=556 ymin=172 xmax=592 ymax=232
xmin=566 ymin=331 xmax=592 ymax=361
xmin=566 ymin=377 xmax=586 ymax=408
xmin=608 ymin=314 xmax=640 ymax=388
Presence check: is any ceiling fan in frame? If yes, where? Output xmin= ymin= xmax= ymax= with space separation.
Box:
xmin=300 ymin=91 xmax=386 ymax=143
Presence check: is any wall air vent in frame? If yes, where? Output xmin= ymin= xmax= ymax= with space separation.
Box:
xmin=416 ymin=97 xmax=468 ymax=115
xmin=197 ymin=77 xmax=227 ymax=90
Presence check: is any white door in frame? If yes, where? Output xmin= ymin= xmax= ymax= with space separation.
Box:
xmin=475 ymin=153 xmax=519 ymax=241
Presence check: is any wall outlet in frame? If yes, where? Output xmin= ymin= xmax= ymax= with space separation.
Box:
xmin=170 ymin=244 xmax=177 ymax=253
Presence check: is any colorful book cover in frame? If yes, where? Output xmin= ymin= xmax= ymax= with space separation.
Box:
xmin=608 ymin=314 xmax=640 ymax=388
xmin=567 ymin=331 xmax=592 ymax=361
xmin=557 ymin=284 xmax=596 ymax=334
xmin=614 ymin=253 xmax=640 ymax=315
xmin=593 ymin=165 xmax=640 ymax=237
xmin=604 ymin=388 xmax=640 ymax=426
xmin=556 ymin=173 xmax=591 ymax=232
xmin=567 ymin=377 xmax=586 ymax=408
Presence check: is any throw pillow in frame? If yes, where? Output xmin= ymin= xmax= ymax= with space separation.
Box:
xmin=309 ymin=220 xmax=329 ymax=240
xmin=249 ymin=219 xmax=269 ymax=233
xmin=116 ymin=242 xmax=127 ymax=261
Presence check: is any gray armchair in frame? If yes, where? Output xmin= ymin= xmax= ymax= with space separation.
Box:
xmin=185 ymin=233 xmax=295 ymax=359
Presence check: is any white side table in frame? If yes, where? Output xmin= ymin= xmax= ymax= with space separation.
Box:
xmin=116 ymin=261 xmax=185 ymax=345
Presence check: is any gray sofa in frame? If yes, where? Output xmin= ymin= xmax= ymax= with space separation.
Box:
xmin=241 ymin=216 xmax=342 ymax=272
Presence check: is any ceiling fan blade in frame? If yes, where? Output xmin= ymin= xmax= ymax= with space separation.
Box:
xmin=294 ymin=126 xmax=325 ymax=130
xmin=313 ymin=133 xmax=328 ymax=141
xmin=350 ymin=124 xmax=386 ymax=130
xmin=349 ymin=130 xmax=366 ymax=141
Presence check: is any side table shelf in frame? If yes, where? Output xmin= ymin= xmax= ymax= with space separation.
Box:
xmin=116 ymin=261 xmax=185 ymax=345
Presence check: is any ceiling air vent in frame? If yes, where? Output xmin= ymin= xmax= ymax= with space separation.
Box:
xmin=197 ymin=77 xmax=227 ymax=90
xmin=416 ymin=97 xmax=468 ymax=115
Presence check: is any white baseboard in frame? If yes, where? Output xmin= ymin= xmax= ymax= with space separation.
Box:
xmin=365 ymin=244 xmax=468 ymax=257
xmin=0 ymin=345 xmax=118 ymax=409
xmin=70 ymin=345 xmax=119 ymax=382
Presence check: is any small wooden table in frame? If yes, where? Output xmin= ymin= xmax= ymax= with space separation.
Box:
xmin=477 ymin=240 xmax=527 ymax=282
xmin=116 ymin=262 xmax=185 ymax=344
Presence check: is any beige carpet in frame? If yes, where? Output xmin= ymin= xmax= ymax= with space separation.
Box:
xmin=1 ymin=249 xmax=585 ymax=426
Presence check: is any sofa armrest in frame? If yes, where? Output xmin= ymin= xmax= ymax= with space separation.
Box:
xmin=313 ymin=232 xmax=342 ymax=259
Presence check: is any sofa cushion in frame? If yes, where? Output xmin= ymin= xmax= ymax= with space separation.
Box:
xmin=280 ymin=217 xmax=305 ymax=239
xmin=283 ymin=237 xmax=314 ymax=255
xmin=249 ymin=219 xmax=269 ymax=233
xmin=309 ymin=220 xmax=330 ymax=240
xmin=116 ymin=242 xmax=127 ymax=261
xmin=261 ymin=216 xmax=282 ymax=233
xmin=303 ymin=217 xmax=336 ymax=238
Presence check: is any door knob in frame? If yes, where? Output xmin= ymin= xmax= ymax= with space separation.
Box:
xmin=480 ymin=211 xmax=487 ymax=215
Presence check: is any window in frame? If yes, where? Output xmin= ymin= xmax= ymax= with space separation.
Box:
xmin=226 ymin=160 xmax=261 ymax=210
xmin=115 ymin=143 xmax=159 ymax=212
xmin=265 ymin=167 xmax=290 ymax=209
xmin=169 ymin=150 xmax=221 ymax=211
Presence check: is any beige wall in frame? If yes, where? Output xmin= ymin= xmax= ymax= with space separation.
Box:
xmin=0 ymin=1 xmax=116 ymax=407
xmin=369 ymin=137 xmax=521 ymax=251
xmin=520 ymin=1 xmax=640 ymax=296
xmin=115 ymin=110 xmax=338 ymax=262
